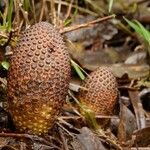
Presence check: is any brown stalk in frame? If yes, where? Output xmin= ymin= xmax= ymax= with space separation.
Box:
xmin=60 ymin=14 xmax=115 ymax=34
xmin=64 ymin=0 xmax=74 ymax=21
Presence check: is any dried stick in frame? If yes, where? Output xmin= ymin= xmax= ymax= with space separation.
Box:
xmin=0 ymin=132 xmax=52 ymax=146
xmin=59 ymin=128 xmax=69 ymax=150
xmin=50 ymin=0 xmax=57 ymax=25
xmin=57 ymin=0 xmax=61 ymax=19
xmin=60 ymin=14 xmax=115 ymax=34
xmin=64 ymin=0 xmax=74 ymax=21
xmin=57 ymin=123 xmax=75 ymax=138
xmin=31 ymin=0 xmax=36 ymax=22
xmin=97 ymin=132 xmax=123 ymax=150
xmin=56 ymin=0 xmax=64 ymax=27
xmin=39 ymin=0 xmax=46 ymax=22
xmin=51 ymin=0 xmax=98 ymax=16
xmin=59 ymin=115 xmax=118 ymax=120
xmin=19 ymin=5 xmax=30 ymax=27
xmin=13 ymin=0 xmax=20 ymax=29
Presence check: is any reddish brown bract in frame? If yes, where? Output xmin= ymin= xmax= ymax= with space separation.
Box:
xmin=78 ymin=66 xmax=118 ymax=115
xmin=7 ymin=22 xmax=71 ymax=134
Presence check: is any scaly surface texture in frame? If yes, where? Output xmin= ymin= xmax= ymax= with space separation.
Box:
xmin=78 ymin=67 xmax=118 ymax=115
xmin=7 ymin=22 xmax=71 ymax=135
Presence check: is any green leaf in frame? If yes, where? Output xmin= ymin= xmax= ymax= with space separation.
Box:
xmin=108 ymin=0 xmax=113 ymax=13
xmin=81 ymin=105 xmax=100 ymax=130
xmin=71 ymin=60 xmax=85 ymax=80
xmin=124 ymin=17 xmax=142 ymax=35
xmin=64 ymin=18 xmax=72 ymax=26
xmin=124 ymin=17 xmax=150 ymax=56
xmin=124 ymin=17 xmax=149 ymax=41
xmin=1 ymin=61 xmax=10 ymax=70
xmin=134 ymin=20 xmax=150 ymax=45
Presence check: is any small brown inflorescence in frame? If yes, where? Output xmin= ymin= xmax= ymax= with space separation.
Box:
xmin=7 ymin=22 xmax=71 ymax=135
xmin=78 ymin=66 xmax=118 ymax=116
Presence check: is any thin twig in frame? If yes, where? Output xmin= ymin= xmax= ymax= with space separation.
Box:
xmin=56 ymin=123 xmax=75 ymax=138
xmin=59 ymin=115 xmax=118 ymax=120
xmin=64 ymin=0 xmax=74 ymax=21
xmin=50 ymin=0 xmax=57 ymax=25
xmin=13 ymin=0 xmax=20 ymax=29
xmin=58 ymin=128 xmax=69 ymax=150
xmin=19 ymin=3 xmax=30 ymax=27
xmin=31 ymin=0 xmax=36 ymax=22
xmin=56 ymin=0 xmax=64 ymax=27
xmin=97 ymin=132 xmax=123 ymax=150
xmin=84 ymin=0 xmax=106 ymax=14
xmin=60 ymin=14 xmax=115 ymax=34
xmin=58 ymin=117 xmax=81 ymax=134
xmin=0 ymin=132 xmax=52 ymax=146
xmin=39 ymin=0 xmax=46 ymax=22
xmin=51 ymin=0 xmax=98 ymax=17
xmin=57 ymin=0 xmax=61 ymax=21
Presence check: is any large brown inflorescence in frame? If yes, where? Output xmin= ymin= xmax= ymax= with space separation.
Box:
xmin=78 ymin=66 xmax=118 ymax=115
xmin=7 ymin=22 xmax=71 ymax=135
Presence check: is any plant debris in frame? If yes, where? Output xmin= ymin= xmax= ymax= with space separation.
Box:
xmin=0 ymin=0 xmax=150 ymax=149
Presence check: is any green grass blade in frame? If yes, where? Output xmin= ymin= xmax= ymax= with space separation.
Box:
xmin=124 ymin=17 xmax=150 ymax=42
xmin=108 ymin=0 xmax=113 ymax=13
xmin=134 ymin=20 xmax=150 ymax=45
xmin=7 ymin=0 xmax=13 ymax=32
xmin=71 ymin=60 xmax=85 ymax=80
xmin=124 ymin=17 xmax=150 ymax=56
xmin=123 ymin=17 xmax=143 ymax=36
xmin=64 ymin=18 xmax=72 ymax=27
xmin=23 ymin=0 xmax=31 ymax=12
